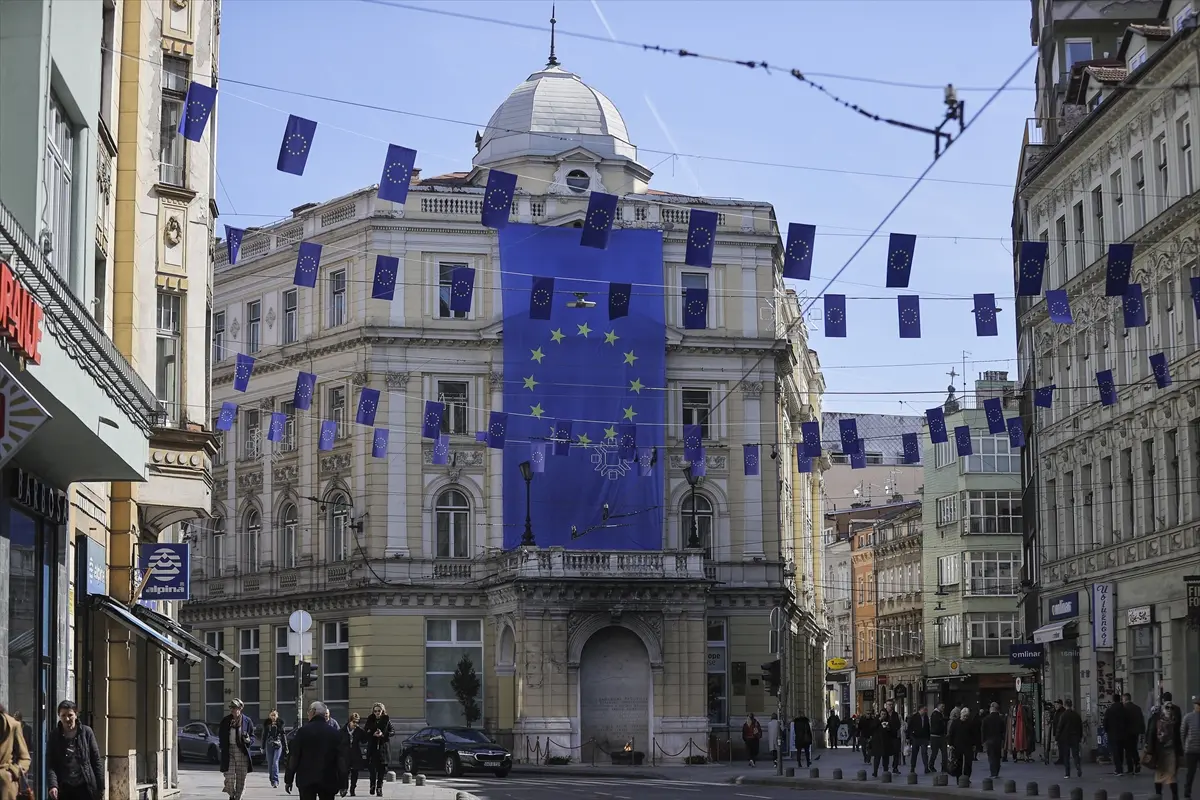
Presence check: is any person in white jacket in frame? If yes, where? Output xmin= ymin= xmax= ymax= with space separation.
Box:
xmin=768 ymin=713 xmax=782 ymax=768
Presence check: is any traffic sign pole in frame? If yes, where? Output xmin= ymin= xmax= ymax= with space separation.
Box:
xmin=290 ymin=610 xmax=312 ymax=728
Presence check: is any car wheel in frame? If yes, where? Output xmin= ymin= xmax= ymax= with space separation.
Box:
xmin=207 ymin=745 xmax=220 ymax=764
xmin=443 ymin=753 xmax=460 ymax=778
xmin=494 ymin=769 xmax=509 ymax=778
xmin=402 ymin=753 xmax=415 ymax=774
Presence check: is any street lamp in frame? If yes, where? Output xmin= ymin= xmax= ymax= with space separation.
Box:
xmin=683 ymin=464 xmax=702 ymax=550
xmin=519 ymin=461 xmax=535 ymax=546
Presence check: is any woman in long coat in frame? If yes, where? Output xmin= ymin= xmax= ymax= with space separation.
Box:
xmin=1144 ymin=693 xmax=1184 ymax=799
xmin=0 ymin=704 xmax=31 ymax=800
xmin=362 ymin=703 xmax=396 ymax=796
xmin=218 ymin=699 xmax=255 ymax=800
xmin=342 ymin=713 xmax=368 ymax=796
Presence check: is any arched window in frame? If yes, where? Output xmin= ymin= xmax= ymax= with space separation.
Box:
xmin=328 ymin=493 xmax=350 ymax=562
xmin=279 ymin=503 xmax=298 ymax=569
xmin=565 ymin=169 xmax=590 ymax=193
xmin=243 ymin=509 xmax=261 ymax=573
xmin=210 ymin=515 xmax=226 ymax=576
xmin=435 ymin=489 xmax=470 ymax=559
xmin=680 ymin=494 xmax=714 ymax=557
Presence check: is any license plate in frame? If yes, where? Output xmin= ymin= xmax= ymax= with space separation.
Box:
xmin=483 ymin=761 xmax=501 ymax=767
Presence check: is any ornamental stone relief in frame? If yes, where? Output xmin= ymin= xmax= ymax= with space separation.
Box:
xmin=742 ymin=381 xmax=764 ymax=399
xmin=230 ymin=318 xmax=241 ymax=339
xmin=265 ymin=306 xmax=276 ymax=330
xmin=351 ymin=372 xmax=368 ymax=386
xmin=274 ymin=465 xmax=299 ymax=483
xmin=667 ymin=454 xmax=728 ymax=471
xmin=237 ymin=471 xmax=263 ymax=492
xmin=320 ymin=453 xmax=352 ymax=474
xmin=386 ymin=372 xmax=410 ymax=388
xmin=422 ymin=448 xmax=485 ymax=467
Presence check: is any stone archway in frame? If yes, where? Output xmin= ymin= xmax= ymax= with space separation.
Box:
xmin=579 ymin=626 xmax=650 ymax=765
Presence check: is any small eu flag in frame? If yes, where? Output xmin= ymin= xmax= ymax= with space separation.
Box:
xmin=850 ymin=443 xmax=866 ymax=470
xmin=356 ymin=388 xmax=380 ymax=427
xmin=318 ymin=421 xmax=337 ymax=451
xmin=422 ymin=401 xmax=445 ymax=440
xmin=926 ymin=407 xmax=948 ymax=444
xmin=617 ymin=423 xmax=637 ymax=461
xmin=608 ymin=282 xmax=631 ymax=320
xmin=638 ymin=447 xmax=655 ymax=477
xmin=294 ymin=242 xmax=322 ymax=288
xmin=885 ymin=233 xmax=916 ymax=288
xmin=529 ymin=442 xmax=546 ymax=473
xmin=1046 ymin=289 xmax=1073 ymax=325
xmin=277 ymin=115 xmax=317 ymax=176
xmin=378 ymin=144 xmax=417 ymax=205
xmin=983 ymin=397 xmax=1005 ymax=434
xmin=482 ymin=169 xmax=517 ymax=229
xmin=902 ymin=433 xmax=919 ymax=464
xmin=225 ymin=226 xmax=245 ymax=266
xmin=897 ymin=295 xmax=921 ymax=338
xmin=1105 ymin=243 xmax=1135 ymax=297
xmin=487 ymin=411 xmax=507 ymax=449
xmin=372 ymin=428 xmax=390 ymax=458
xmin=973 ymin=293 xmax=998 ymax=337
xmin=1034 ymin=385 xmax=1055 ymax=408
xmin=530 ymin=277 xmax=554 ymax=320
xmin=293 ymin=372 xmax=317 ymax=410
xmin=371 ymin=255 xmax=399 ymax=301
xmin=432 ymin=434 xmax=451 ymax=465
xmin=683 ymin=424 xmax=704 ymax=464
xmin=683 ymin=287 xmax=708 ymax=330
xmin=954 ymin=425 xmax=973 ymax=457
xmin=1150 ymin=352 xmax=1171 ymax=388
xmin=1006 ymin=417 xmax=1025 ymax=448
xmin=233 ymin=353 xmax=255 ymax=392
xmin=178 ymin=81 xmax=217 ymax=142
xmin=1191 ymin=276 xmax=1200 ymax=319
xmin=685 ymin=209 xmax=718 ymax=268
xmin=743 ymin=444 xmax=760 ymax=476
xmin=824 ymin=294 xmax=847 ymax=338
xmin=796 ymin=447 xmax=813 ymax=474
xmin=267 ymin=412 xmax=287 ymax=443
xmin=783 ymin=223 xmax=815 ymax=280
xmin=690 ymin=449 xmax=707 ymax=477
xmin=551 ymin=420 xmax=573 ymax=456
xmin=838 ymin=418 xmax=858 ymax=454
xmin=801 ymin=420 xmax=821 ymax=457
xmin=1097 ymin=370 xmax=1117 ymax=406
xmin=216 ymin=402 xmax=236 ymax=431
xmin=581 ymin=192 xmax=618 ymax=249
xmin=475 ymin=431 xmax=487 ymax=442
xmin=1122 ymin=283 xmax=1148 ymax=328
xmin=450 ymin=267 xmax=476 ymax=314
xmin=1017 ymin=241 xmax=1048 ymax=296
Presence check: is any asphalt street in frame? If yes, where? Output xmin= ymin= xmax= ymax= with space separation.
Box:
xmin=425 ymin=774 xmax=881 ymax=800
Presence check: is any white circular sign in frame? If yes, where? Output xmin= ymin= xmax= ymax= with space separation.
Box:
xmin=289 ymin=609 xmax=313 ymax=634
xmin=1015 ymin=677 xmax=1023 ymax=693
xmin=146 ymin=546 xmax=184 ymax=583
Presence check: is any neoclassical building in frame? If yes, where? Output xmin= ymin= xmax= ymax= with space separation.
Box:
xmin=183 ymin=50 xmax=827 ymax=760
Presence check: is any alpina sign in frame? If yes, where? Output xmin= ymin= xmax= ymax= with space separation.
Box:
xmin=0 ymin=259 xmax=44 ymax=365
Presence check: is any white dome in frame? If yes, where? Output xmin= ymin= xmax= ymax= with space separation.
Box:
xmin=473 ymin=65 xmax=638 ymax=166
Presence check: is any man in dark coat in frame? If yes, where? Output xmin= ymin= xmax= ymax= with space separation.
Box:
xmin=1104 ymin=698 xmax=1128 ymax=774
xmin=872 ymin=701 xmax=902 ymax=776
xmin=46 ymin=701 xmax=104 ymax=800
xmin=1051 ymin=700 xmax=1066 ymax=764
xmin=286 ymin=701 xmax=348 ymax=800
xmin=826 ymin=711 xmax=841 ymax=749
xmin=858 ymin=712 xmax=876 ymax=763
xmin=1123 ymin=693 xmax=1146 ymax=775
xmin=906 ymin=706 xmax=931 ymax=774
xmin=1055 ymin=699 xmax=1084 ymax=779
xmin=219 ymin=699 xmax=255 ymax=800
xmin=793 ymin=713 xmax=814 ymax=768
xmin=981 ymin=702 xmax=1007 ymax=779
xmin=929 ymin=703 xmax=949 ymax=772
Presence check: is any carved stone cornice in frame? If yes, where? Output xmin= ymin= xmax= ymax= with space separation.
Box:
xmin=237 ymin=471 xmax=262 ymax=492
xmin=422 ymin=448 xmax=485 ymax=467
xmin=386 ymin=371 xmax=411 ymax=389
xmin=351 ymin=372 xmax=368 ymax=387
xmin=742 ymin=381 xmax=764 ymax=399
xmin=668 ymin=454 xmax=728 ymax=471
xmin=320 ymin=452 xmax=352 ymax=474
xmin=273 ymin=464 xmax=299 ymax=484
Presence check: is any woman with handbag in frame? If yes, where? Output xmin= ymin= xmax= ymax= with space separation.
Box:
xmin=0 ymin=703 xmax=32 ymax=800
xmin=1144 ymin=693 xmax=1184 ymax=800
xmin=362 ymin=704 xmax=395 ymax=797
xmin=219 ymin=699 xmax=255 ymax=800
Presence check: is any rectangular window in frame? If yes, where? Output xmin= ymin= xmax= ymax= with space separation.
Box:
xmin=425 ymin=619 xmax=484 ymax=727
xmin=1091 ymin=186 xmax=1104 ymax=261
xmin=1179 ymin=116 xmax=1194 ymax=196
xmin=283 ymin=289 xmax=298 ymax=344
xmin=1054 ymin=215 xmax=1068 ymax=287
xmin=45 ymin=93 xmax=75 ymax=276
xmin=681 ymin=272 xmax=709 ymax=327
xmin=937 ymin=615 xmax=962 ymax=648
xmin=212 ymin=311 xmax=226 ymax=362
xmin=966 ymin=612 xmax=1021 ymax=657
xmin=1157 ymin=134 xmax=1169 ymax=211
xmin=326 ymin=387 xmax=347 ymax=437
xmin=936 ymin=494 xmax=958 ymax=527
xmin=1121 ymin=447 xmax=1135 ymax=539
xmin=204 ymin=631 xmax=226 ymax=724
xmin=177 ymin=657 xmax=192 ymax=725
xmin=1143 ymin=438 xmax=1157 ymax=534
xmin=1111 ymin=170 xmax=1125 ymax=241
xmin=1167 ymin=429 xmax=1181 ymax=528
xmin=330 ymin=503 xmax=350 ymax=563
xmin=156 ymin=291 xmax=182 ymax=423
xmin=94 ymin=256 xmax=107 ymax=325
xmin=1064 ymin=38 xmax=1093 ymax=72
xmin=1174 ymin=4 xmax=1195 ymax=32
xmin=328 ymin=269 xmax=347 ymax=327
xmin=1072 ymin=201 xmax=1085 ymax=274
xmin=1129 ymin=47 xmax=1148 ymax=71
xmin=437 ymin=380 xmax=469 ymax=435
xmin=322 ymin=621 xmax=350 ymax=724
xmin=965 ymin=434 xmax=1021 ymax=474
xmin=934 ymin=441 xmax=956 ymax=469
xmin=438 ymin=262 xmax=468 ymax=319
xmin=1101 ymin=456 xmax=1115 ymax=543
xmin=936 ymin=553 xmax=960 ymax=587
xmin=159 ymin=55 xmax=189 ymax=186
xmin=1128 ymin=623 xmax=1161 ymax=708
xmin=1133 ymin=152 xmax=1147 ymax=231
xmin=681 ymin=387 xmax=713 ymax=440
xmin=239 ymin=628 xmax=261 ymax=723
xmin=242 ymin=408 xmax=261 ymax=461
xmin=274 ymin=627 xmax=297 ymax=727
xmin=278 ymin=401 xmax=297 ymax=452
xmin=100 ymin=4 xmax=115 ymax=127
xmin=964 ymin=490 xmax=1022 ymax=534
xmin=246 ymin=300 xmax=262 ymax=354
xmin=963 ymin=551 xmax=1022 ymax=596
xmin=706 ymin=620 xmax=727 ymax=725
xmin=210 ymin=517 xmax=226 ymax=573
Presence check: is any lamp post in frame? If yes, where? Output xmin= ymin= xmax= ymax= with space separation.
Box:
xmin=519 ymin=460 xmax=535 ymax=546
xmin=683 ymin=464 xmax=702 ymax=550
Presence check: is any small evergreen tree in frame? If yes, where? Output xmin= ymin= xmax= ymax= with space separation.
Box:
xmin=450 ymin=653 xmax=481 ymax=727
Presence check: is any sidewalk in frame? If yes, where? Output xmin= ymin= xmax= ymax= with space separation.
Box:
xmin=178 ymin=766 xmax=480 ymax=799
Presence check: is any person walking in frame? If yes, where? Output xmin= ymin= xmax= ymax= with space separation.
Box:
xmin=1051 ymin=700 xmax=1066 ymax=766
xmin=220 ymin=699 xmax=255 ymax=800
xmin=341 ymin=713 xmax=366 ymax=796
xmin=847 ymin=715 xmax=859 ymax=752
xmin=906 ymin=706 xmax=931 ymax=774
xmin=929 ymin=703 xmax=949 ymax=772
xmin=1106 ymin=698 xmax=1129 ymax=775
xmin=263 ymin=710 xmax=289 ymax=790
xmin=46 ymin=701 xmax=103 ymax=800
xmin=826 ymin=711 xmax=841 ymax=750
xmin=286 ymin=702 xmax=348 ymax=800
xmin=872 ymin=701 xmax=902 ymax=777
xmin=793 ymin=713 xmax=814 ymax=768
xmin=858 ymin=711 xmax=875 ymax=764
xmin=1180 ymin=696 xmax=1199 ymax=800
xmin=362 ymin=704 xmax=394 ymax=797
xmin=1146 ymin=694 xmax=1184 ymax=800
xmin=982 ymin=702 xmax=1007 ymax=779
xmin=1127 ymin=693 xmax=1148 ymax=776
xmin=767 ymin=713 xmax=781 ymax=769
xmin=1056 ymin=699 xmax=1084 ymax=779
xmin=742 ymin=714 xmax=763 ymax=767
xmin=0 ymin=702 xmax=31 ymax=800
xmin=948 ymin=707 xmax=975 ymax=779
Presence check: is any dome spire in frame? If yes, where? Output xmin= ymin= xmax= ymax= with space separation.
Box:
xmin=547 ymin=4 xmax=560 ymax=67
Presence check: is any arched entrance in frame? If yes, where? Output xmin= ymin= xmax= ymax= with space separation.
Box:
xmin=579 ymin=626 xmax=650 ymax=764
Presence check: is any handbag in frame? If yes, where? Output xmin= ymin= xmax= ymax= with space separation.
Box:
xmin=1141 ymin=749 xmax=1155 ymax=767
xmin=16 ymin=771 xmax=33 ymax=800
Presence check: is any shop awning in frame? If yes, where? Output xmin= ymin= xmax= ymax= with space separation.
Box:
xmin=1032 ymin=620 xmax=1073 ymax=644
xmin=131 ymin=605 xmax=240 ymax=670
xmin=93 ymin=597 xmax=200 ymax=665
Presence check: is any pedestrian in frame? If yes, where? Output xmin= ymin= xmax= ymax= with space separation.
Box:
xmin=263 ymin=709 xmax=289 ymax=790
xmin=741 ymin=713 xmax=762 ymax=767
xmin=858 ymin=711 xmax=875 ymax=763
xmin=325 ymin=709 xmax=340 ymax=731
xmin=948 ymin=707 xmax=974 ymax=779
xmin=982 ymin=702 xmax=1006 ymax=779
xmin=1056 ymin=698 xmax=1084 ymax=779
xmin=362 ymin=704 xmax=395 ymax=796
xmin=872 ymin=701 xmax=902 ymax=777
xmin=906 ymin=705 xmax=931 ymax=774
xmin=847 ymin=715 xmax=859 ymax=752
xmin=767 ymin=713 xmax=781 ymax=768
xmin=286 ymin=701 xmax=349 ymax=800
xmin=929 ymin=703 xmax=948 ymax=772
xmin=1145 ymin=693 xmax=1184 ymax=800
xmin=1180 ymin=696 xmax=1199 ymax=800
xmin=1127 ymin=693 xmax=1148 ymax=776
xmin=970 ymin=706 xmax=983 ymax=762
xmin=341 ymin=713 xmax=366 ymax=796
xmin=826 ymin=710 xmax=841 ymax=750
xmin=1105 ymin=698 xmax=1128 ymax=775
xmin=220 ymin=699 xmax=255 ymax=800
xmin=793 ymin=713 xmax=813 ymax=768
xmin=0 ymin=702 xmax=31 ymax=800
xmin=1051 ymin=700 xmax=1066 ymax=766
xmin=46 ymin=700 xmax=103 ymax=800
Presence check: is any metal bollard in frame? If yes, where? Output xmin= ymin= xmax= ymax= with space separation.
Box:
xmin=1005 ymin=779 xmax=1018 ymax=793
xmin=808 ymin=768 xmax=819 ymax=779
xmin=907 ymin=773 xmax=918 ymax=785
xmin=832 ymin=768 xmax=842 ymax=780
xmin=982 ymin=778 xmax=994 ymax=791
xmin=785 ymin=768 xmax=794 ymax=777
xmin=934 ymin=773 xmax=950 ymax=786
xmin=1048 ymin=784 xmax=1061 ymax=798
xmin=1026 ymin=782 xmax=1039 ymax=796
xmin=1093 ymin=793 xmax=1108 ymax=800
xmin=1070 ymin=789 xmax=1083 ymax=800
xmin=959 ymin=775 xmax=972 ymax=788
xmin=856 ymin=770 xmax=867 ymax=781
xmin=881 ymin=771 xmax=892 ymax=783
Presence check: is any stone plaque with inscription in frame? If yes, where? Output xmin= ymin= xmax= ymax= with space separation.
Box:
xmin=579 ymin=626 xmax=650 ymax=763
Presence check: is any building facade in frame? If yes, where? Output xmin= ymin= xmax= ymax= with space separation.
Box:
xmin=919 ymin=376 xmax=1024 ymax=713
xmin=848 ymin=520 xmax=878 ymax=713
xmin=0 ymin=0 xmax=222 ymax=798
xmin=821 ymin=412 xmax=924 ymax=512
xmin=872 ymin=505 xmax=923 ymax=718
xmin=183 ymin=52 xmax=827 ymax=761
xmin=822 ymin=525 xmax=853 ymax=719
xmin=1013 ymin=0 xmax=1200 ymax=752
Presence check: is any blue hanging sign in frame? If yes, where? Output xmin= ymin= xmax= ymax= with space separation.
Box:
xmin=137 ymin=543 xmax=191 ymax=601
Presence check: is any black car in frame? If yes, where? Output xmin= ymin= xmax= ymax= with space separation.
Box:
xmin=400 ymin=727 xmax=512 ymax=778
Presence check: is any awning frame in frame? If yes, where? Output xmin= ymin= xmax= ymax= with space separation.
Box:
xmin=1032 ymin=620 xmax=1075 ymax=644
xmin=131 ymin=604 xmax=241 ymax=670
xmin=93 ymin=597 xmax=200 ymax=664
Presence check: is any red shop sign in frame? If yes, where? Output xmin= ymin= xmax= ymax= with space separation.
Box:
xmin=0 ymin=259 xmax=44 ymax=365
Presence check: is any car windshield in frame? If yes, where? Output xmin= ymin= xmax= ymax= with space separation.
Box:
xmin=443 ymin=729 xmax=493 ymax=744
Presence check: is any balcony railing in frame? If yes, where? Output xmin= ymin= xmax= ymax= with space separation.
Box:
xmin=497 ymin=547 xmax=707 ymax=580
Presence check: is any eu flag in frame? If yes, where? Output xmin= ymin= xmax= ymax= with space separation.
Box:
xmin=1035 ymin=385 xmax=1055 ymax=408
xmin=277 ymin=115 xmax=317 ymax=176
xmin=267 ymin=412 xmax=287 ymax=443
xmin=1017 ymin=241 xmax=1048 ymax=296
xmin=293 ymin=372 xmax=317 ymax=410
xmin=318 ymin=420 xmax=337 ymax=451
xmin=1150 ymin=352 xmax=1171 ymax=388
xmin=824 ymin=294 xmax=847 ymax=338
xmin=983 ymin=397 xmax=1005 ymax=434
xmin=1046 ymin=289 xmax=1073 ymax=325
xmin=683 ymin=287 xmax=708 ymax=330
xmin=926 ymin=407 xmax=948 ymax=444
xmin=372 ymin=255 xmax=399 ymax=301
xmin=973 ymin=293 xmax=998 ymax=337
xmin=1105 ymin=243 xmax=1134 ymax=297
xmin=482 ymin=169 xmax=517 ymax=229
xmin=609 ymin=282 xmax=631 ymax=320
xmin=179 ymin=82 xmax=217 ymax=142
xmin=885 ymin=233 xmax=916 ymax=288
xmin=500 ymin=224 xmax=665 ymax=550
xmin=372 ymin=428 xmax=390 ymax=458
xmin=294 ymin=242 xmax=321 ymax=288
xmin=378 ymin=144 xmax=417 ymax=205
xmin=356 ymin=388 xmax=380 ymax=426
xmin=838 ymin=418 xmax=858 ymax=454
xmin=233 ymin=353 xmax=255 ymax=392
xmin=901 ymin=433 xmax=919 ymax=464
xmin=897 ymin=295 xmax=921 ymax=338
xmin=1192 ymin=276 xmax=1200 ymax=319
xmin=216 ymin=402 xmax=236 ymax=431
xmin=801 ymin=421 xmax=821 ymax=457
xmin=1122 ymin=283 xmax=1147 ymax=328
xmin=581 ymin=192 xmax=618 ymax=249
xmin=225 ymin=226 xmax=244 ymax=266
xmin=783 ymin=223 xmax=815 ymax=280
xmin=1006 ymin=417 xmax=1025 ymax=448
xmin=685 ymin=209 xmax=717 ymax=268
xmin=1097 ymin=370 xmax=1117 ymax=406
xmin=530 ymin=277 xmax=555 ymax=320
xmin=954 ymin=425 xmax=973 ymax=457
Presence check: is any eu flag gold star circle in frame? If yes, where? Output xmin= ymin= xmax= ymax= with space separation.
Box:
xmin=285 ymin=134 xmax=309 ymax=156
xmin=386 ymin=163 xmax=410 ymax=184
xmin=788 ymin=240 xmax=810 ymax=262
xmin=187 ymin=101 xmax=209 ymax=122
xmin=488 ymin=190 xmax=510 ymax=210
xmin=828 ymin=308 xmax=843 ymax=323
xmin=890 ymin=251 xmax=910 ymax=271
xmin=690 ymin=228 xmax=711 ymax=248
xmin=589 ymin=209 xmax=610 ymax=229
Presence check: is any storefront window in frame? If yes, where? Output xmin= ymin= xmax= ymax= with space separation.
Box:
xmin=1050 ymin=641 xmax=1080 ymax=709
xmin=706 ymin=620 xmax=727 ymax=725
xmin=1128 ymin=624 xmax=1160 ymax=709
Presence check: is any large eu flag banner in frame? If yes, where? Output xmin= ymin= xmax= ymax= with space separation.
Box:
xmin=499 ymin=224 xmax=666 ymax=550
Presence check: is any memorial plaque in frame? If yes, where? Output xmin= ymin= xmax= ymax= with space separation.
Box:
xmin=580 ymin=626 xmax=650 ymax=763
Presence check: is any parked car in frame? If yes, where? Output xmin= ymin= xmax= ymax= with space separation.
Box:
xmin=178 ymin=720 xmax=264 ymax=765
xmin=399 ymin=727 xmax=512 ymax=778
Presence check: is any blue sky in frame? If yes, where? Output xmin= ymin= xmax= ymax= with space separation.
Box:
xmin=215 ymin=0 xmax=1035 ymax=415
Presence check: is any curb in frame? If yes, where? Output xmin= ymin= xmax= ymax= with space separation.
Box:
xmin=511 ymin=766 xmax=680 ymax=779
xmin=734 ymin=775 xmax=1040 ymax=798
